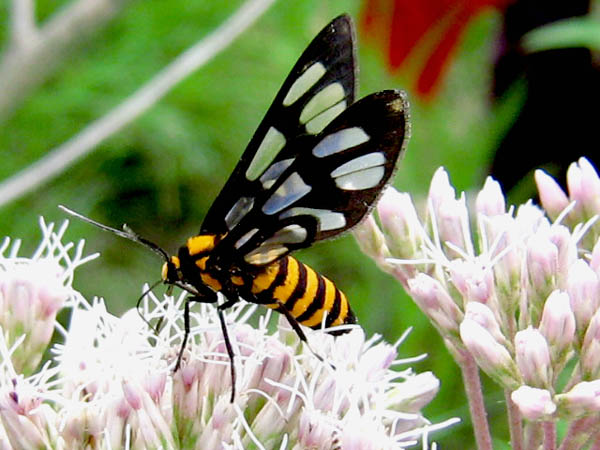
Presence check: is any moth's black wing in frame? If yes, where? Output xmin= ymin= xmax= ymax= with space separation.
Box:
xmin=214 ymin=90 xmax=410 ymax=267
xmin=201 ymin=15 xmax=357 ymax=235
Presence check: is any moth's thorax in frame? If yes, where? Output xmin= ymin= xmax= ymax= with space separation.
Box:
xmin=179 ymin=233 xmax=230 ymax=292
xmin=186 ymin=234 xmax=221 ymax=256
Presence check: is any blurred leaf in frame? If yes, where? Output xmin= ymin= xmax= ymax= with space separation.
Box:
xmin=522 ymin=17 xmax=600 ymax=52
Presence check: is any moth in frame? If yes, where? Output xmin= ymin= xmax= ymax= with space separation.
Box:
xmin=61 ymin=14 xmax=410 ymax=401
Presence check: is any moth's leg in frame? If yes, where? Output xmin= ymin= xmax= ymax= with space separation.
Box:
xmin=175 ymin=286 xmax=218 ymax=371
xmin=213 ymin=283 xmax=244 ymax=402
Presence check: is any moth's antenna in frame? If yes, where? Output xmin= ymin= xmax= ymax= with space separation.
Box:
xmin=135 ymin=279 xmax=166 ymax=332
xmin=59 ymin=205 xmax=170 ymax=262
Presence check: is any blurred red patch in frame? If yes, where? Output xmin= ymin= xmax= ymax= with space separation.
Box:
xmin=361 ymin=0 xmax=513 ymax=98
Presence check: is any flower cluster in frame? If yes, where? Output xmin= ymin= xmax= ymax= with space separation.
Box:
xmin=0 ymin=219 xmax=453 ymax=449
xmin=354 ymin=157 xmax=600 ymax=445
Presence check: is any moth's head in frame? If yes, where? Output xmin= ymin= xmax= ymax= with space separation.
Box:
xmin=161 ymin=256 xmax=181 ymax=284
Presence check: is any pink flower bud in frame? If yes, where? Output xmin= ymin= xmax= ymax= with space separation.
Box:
xmin=387 ymin=371 xmax=440 ymax=413
xmin=464 ymin=302 xmax=507 ymax=347
xmin=256 ymin=338 xmax=292 ymax=395
xmin=547 ymin=225 xmax=577 ymax=289
xmin=407 ymin=274 xmax=463 ymax=334
xmin=567 ymin=161 xmax=585 ymax=218
xmin=0 ymin=380 xmax=46 ymax=448
xmin=460 ymin=318 xmax=520 ymax=389
xmin=539 ymin=291 xmax=575 ymax=358
xmin=427 ymin=168 xmax=471 ymax=258
xmin=352 ymin=215 xmax=390 ymax=266
xmin=143 ymin=371 xmax=167 ymax=403
xmin=484 ymin=215 xmax=523 ymax=310
xmin=526 ymin=234 xmax=558 ymax=296
xmin=449 ymin=260 xmax=494 ymax=306
xmin=535 ymin=169 xmax=569 ymax=221
xmin=360 ymin=342 xmax=397 ymax=382
xmin=573 ymin=158 xmax=600 ymax=216
xmin=376 ymin=187 xmax=423 ymax=259
xmin=428 ymin=167 xmax=456 ymax=212
xmin=0 ymin=259 xmax=69 ymax=373
xmin=556 ymin=380 xmax=600 ymax=417
xmin=122 ymin=380 xmax=143 ymax=410
xmin=476 ymin=177 xmax=506 ymax=217
xmin=511 ymin=385 xmax=556 ymax=420
xmin=297 ymin=410 xmax=336 ymax=448
xmin=514 ymin=328 xmax=552 ymax=388
xmin=567 ymin=259 xmax=600 ymax=337
xmin=581 ymin=308 xmax=600 ymax=379
xmin=437 ymin=196 xmax=471 ymax=258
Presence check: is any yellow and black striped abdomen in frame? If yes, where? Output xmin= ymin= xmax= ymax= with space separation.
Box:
xmin=249 ymin=256 xmax=356 ymax=331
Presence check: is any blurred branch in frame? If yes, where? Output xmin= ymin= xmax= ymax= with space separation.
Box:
xmin=10 ymin=0 xmax=38 ymax=51
xmin=0 ymin=0 xmax=277 ymax=208
xmin=0 ymin=0 xmax=132 ymax=122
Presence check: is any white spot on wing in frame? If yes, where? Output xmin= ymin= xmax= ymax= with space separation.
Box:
xmin=305 ymin=101 xmax=346 ymax=135
xmin=244 ymin=246 xmax=288 ymax=265
xmin=262 ymin=172 xmax=311 ymax=215
xmin=300 ymin=83 xmax=345 ymax=124
xmin=246 ymin=127 xmax=286 ymax=181
xmin=225 ymin=196 xmax=254 ymax=230
xmin=264 ymin=224 xmax=307 ymax=245
xmin=282 ymin=62 xmax=327 ymax=106
xmin=331 ymin=152 xmax=386 ymax=177
xmin=312 ymin=127 xmax=370 ymax=158
xmin=243 ymin=224 xmax=308 ymax=265
xmin=280 ymin=207 xmax=346 ymax=232
xmin=334 ymin=166 xmax=385 ymax=190
xmin=259 ymin=158 xmax=294 ymax=189
xmin=235 ymin=228 xmax=259 ymax=249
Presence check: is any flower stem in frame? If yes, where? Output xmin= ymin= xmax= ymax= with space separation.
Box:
xmin=543 ymin=421 xmax=556 ymax=450
xmin=459 ymin=353 xmax=493 ymax=450
xmin=558 ymin=417 xmax=596 ymax=450
xmin=525 ymin=422 xmax=542 ymax=449
xmin=505 ymin=389 xmax=523 ymax=450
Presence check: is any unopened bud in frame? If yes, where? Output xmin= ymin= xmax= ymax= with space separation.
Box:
xmin=464 ymin=301 xmax=507 ymax=348
xmin=535 ymin=169 xmax=569 ymax=221
xmin=476 ymin=177 xmax=506 ymax=217
xmin=566 ymin=259 xmax=600 ymax=339
xmin=460 ymin=318 xmax=520 ymax=389
xmin=514 ymin=328 xmax=552 ymax=388
xmin=539 ymin=290 xmax=575 ymax=362
xmin=511 ymin=385 xmax=556 ymax=420
xmin=526 ymin=234 xmax=558 ymax=304
xmin=377 ymin=187 xmax=423 ymax=260
xmin=581 ymin=308 xmax=600 ymax=380
xmin=556 ymin=380 xmax=600 ymax=418
xmin=449 ymin=260 xmax=494 ymax=306
xmin=408 ymin=274 xmax=463 ymax=335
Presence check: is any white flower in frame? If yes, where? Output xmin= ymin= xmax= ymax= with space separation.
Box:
xmin=0 ymin=220 xmax=452 ymax=449
xmin=354 ymin=158 xmax=600 ymax=448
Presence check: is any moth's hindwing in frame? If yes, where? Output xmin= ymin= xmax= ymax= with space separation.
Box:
xmin=220 ymin=89 xmax=410 ymax=268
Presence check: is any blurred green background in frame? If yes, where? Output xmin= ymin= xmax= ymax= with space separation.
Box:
xmin=0 ymin=0 xmax=533 ymax=447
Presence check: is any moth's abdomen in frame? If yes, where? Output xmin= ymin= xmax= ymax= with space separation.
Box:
xmin=250 ymin=256 xmax=356 ymax=331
